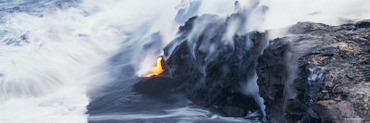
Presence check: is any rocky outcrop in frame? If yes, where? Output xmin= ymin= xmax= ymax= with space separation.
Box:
xmin=161 ymin=14 xmax=267 ymax=119
xmin=257 ymin=20 xmax=370 ymax=122
xmin=130 ymin=19 xmax=369 ymax=122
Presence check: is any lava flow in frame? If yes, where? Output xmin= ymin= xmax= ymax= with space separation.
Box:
xmin=144 ymin=56 xmax=164 ymax=77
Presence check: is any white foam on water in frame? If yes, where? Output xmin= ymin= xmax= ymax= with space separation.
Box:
xmin=89 ymin=106 xmax=254 ymax=123
xmin=0 ymin=4 xmax=122 ymax=123
xmin=0 ymin=0 xmax=179 ymax=122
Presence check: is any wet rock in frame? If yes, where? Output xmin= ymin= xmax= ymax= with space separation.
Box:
xmin=161 ymin=13 xmax=268 ymax=119
xmin=257 ymin=20 xmax=370 ymax=122
xmin=288 ymin=22 xmax=329 ymax=34
xmin=356 ymin=19 xmax=370 ymax=29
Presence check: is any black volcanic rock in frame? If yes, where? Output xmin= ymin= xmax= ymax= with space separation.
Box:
xmin=356 ymin=19 xmax=370 ymax=28
xmin=160 ymin=13 xmax=268 ymax=119
xmin=257 ymin=20 xmax=370 ymax=122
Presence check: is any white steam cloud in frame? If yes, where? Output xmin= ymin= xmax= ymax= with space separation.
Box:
xmin=260 ymin=0 xmax=370 ymax=30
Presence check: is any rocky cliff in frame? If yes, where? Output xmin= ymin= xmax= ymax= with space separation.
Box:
xmin=257 ymin=20 xmax=370 ymax=122
xmin=131 ymin=14 xmax=370 ymax=122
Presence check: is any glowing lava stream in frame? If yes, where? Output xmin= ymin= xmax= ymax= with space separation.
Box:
xmin=144 ymin=56 xmax=164 ymax=77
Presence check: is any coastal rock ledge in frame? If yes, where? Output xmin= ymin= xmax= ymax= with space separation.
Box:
xmin=257 ymin=20 xmax=370 ymax=122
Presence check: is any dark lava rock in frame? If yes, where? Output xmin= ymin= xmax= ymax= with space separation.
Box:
xmin=288 ymin=22 xmax=329 ymax=34
xmin=131 ymin=1 xmax=269 ymax=120
xmin=159 ymin=12 xmax=268 ymax=119
xmin=356 ymin=19 xmax=370 ymax=29
xmin=257 ymin=20 xmax=370 ymax=122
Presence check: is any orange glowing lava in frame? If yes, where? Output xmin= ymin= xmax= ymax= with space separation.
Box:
xmin=144 ymin=56 xmax=164 ymax=77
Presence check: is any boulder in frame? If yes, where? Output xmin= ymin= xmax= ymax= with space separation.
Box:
xmin=257 ymin=20 xmax=370 ymax=122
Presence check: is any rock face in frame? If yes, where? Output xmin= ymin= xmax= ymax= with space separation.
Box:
xmin=161 ymin=14 xmax=267 ymax=119
xmin=257 ymin=20 xmax=370 ymax=122
xmin=130 ymin=18 xmax=369 ymax=122
xmin=127 ymin=9 xmax=369 ymax=122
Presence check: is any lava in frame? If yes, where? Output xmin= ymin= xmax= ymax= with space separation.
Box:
xmin=144 ymin=56 xmax=164 ymax=77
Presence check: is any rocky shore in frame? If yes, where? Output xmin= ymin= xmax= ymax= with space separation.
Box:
xmin=258 ymin=20 xmax=370 ymax=122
